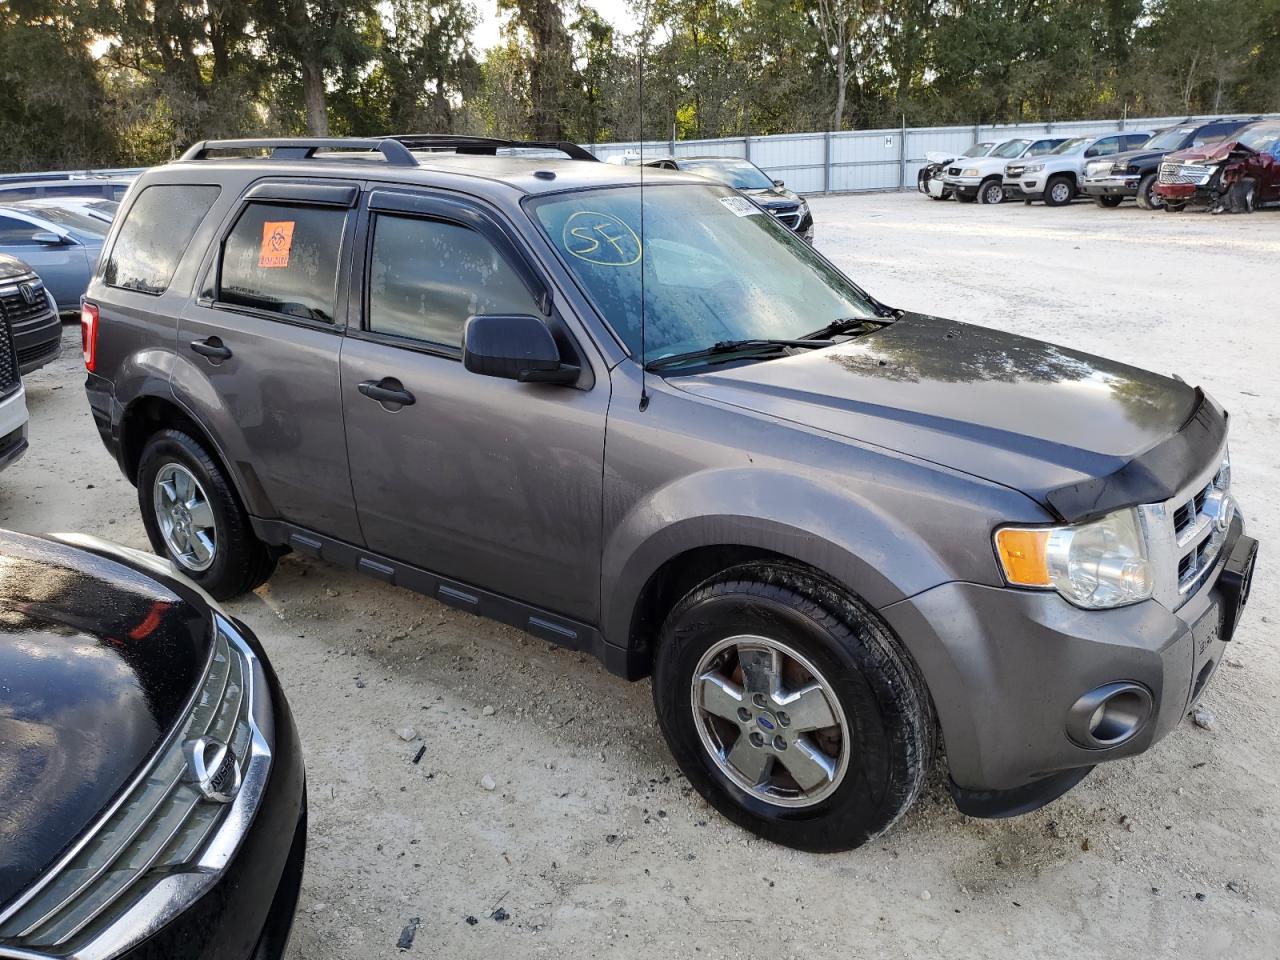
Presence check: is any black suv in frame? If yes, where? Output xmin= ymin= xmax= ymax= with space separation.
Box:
xmin=81 ymin=135 xmax=1258 ymax=851
xmin=1081 ymin=118 xmax=1259 ymax=209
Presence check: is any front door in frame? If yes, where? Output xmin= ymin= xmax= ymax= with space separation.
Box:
xmin=340 ymin=190 xmax=607 ymax=622
xmin=173 ymin=183 xmax=362 ymax=543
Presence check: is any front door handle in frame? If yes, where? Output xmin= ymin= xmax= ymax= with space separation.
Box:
xmin=190 ymin=337 xmax=232 ymax=362
xmin=358 ymin=378 xmax=416 ymax=408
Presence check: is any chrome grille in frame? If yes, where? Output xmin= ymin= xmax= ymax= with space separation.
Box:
xmin=1140 ymin=444 xmax=1233 ymax=608
xmin=0 ymin=626 xmax=254 ymax=952
xmin=1005 ymin=164 xmax=1026 ymax=177
xmin=0 ymin=276 xmax=52 ymax=328
xmin=766 ymin=204 xmax=801 ymax=229
xmin=1159 ymin=162 xmax=1214 ymax=185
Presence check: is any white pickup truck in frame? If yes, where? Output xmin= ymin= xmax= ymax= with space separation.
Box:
xmin=0 ymin=304 xmax=30 ymax=473
xmin=1002 ymin=132 xmax=1153 ymax=205
xmin=943 ymin=137 xmax=1066 ymax=204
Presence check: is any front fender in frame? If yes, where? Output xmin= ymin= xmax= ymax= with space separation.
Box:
xmin=601 ymin=466 xmax=965 ymax=650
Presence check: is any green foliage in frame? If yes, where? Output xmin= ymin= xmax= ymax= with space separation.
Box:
xmin=0 ymin=0 xmax=1277 ymax=171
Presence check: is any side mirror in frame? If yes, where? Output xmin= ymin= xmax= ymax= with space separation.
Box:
xmin=32 ymin=231 xmax=70 ymax=246
xmin=463 ymin=314 xmax=580 ymax=385
xmin=772 ymin=179 xmax=785 ymax=189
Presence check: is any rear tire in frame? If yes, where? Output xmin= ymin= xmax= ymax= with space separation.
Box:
xmin=1135 ymin=172 xmax=1163 ymax=210
xmin=978 ymin=178 xmax=1005 ymax=204
xmin=1094 ymin=195 xmax=1124 ymax=208
xmin=138 ymin=428 xmax=277 ymax=600
xmin=1044 ymin=175 xmax=1074 ymax=207
xmin=652 ymin=563 xmax=935 ymax=852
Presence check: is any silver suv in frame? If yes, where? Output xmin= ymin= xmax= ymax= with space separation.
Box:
xmin=82 ymin=136 xmax=1260 ymax=851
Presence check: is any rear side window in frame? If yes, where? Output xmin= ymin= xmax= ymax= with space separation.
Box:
xmin=367 ymin=213 xmax=539 ymax=348
xmin=105 ymin=185 xmax=220 ymax=294
xmin=219 ymin=202 xmax=346 ymax=324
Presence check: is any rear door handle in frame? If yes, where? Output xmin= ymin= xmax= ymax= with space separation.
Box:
xmin=358 ymin=378 xmax=416 ymax=408
xmin=190 ymin=337 xmax=232 ymax=362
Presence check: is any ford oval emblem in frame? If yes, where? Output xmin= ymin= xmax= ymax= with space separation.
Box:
xmin=756 ymin=715 xmax=776 ymax=732
xmin=183 ymin=737 xmax=242 ymax=804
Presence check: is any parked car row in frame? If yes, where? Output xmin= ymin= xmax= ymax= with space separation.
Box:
xmin=919 ymin=117 xmax=1280 ymax=212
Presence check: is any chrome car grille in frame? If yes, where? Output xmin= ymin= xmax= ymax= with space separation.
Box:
xmin=767 ymin=203 xmax=801 ymax=229
xmin=0 ymin=276 xmax=52 ymax=328
xmin=1140 ymin=444 xmax=1234 ymax=609
xmin=0 ymin=625 xmax=256 ymax=953
xmin=1158 ymin=161 xmax=1214 ymax=185
xmin=1005 ymin=164 xmax=1026 ymax=177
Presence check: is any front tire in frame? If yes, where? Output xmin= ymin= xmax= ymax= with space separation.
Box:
xmin=1044 ymin=175 xmax=1074 ymax=207
xmin=978 ymin=178 xmax=1005 ymax=204
xmin=138 ymin=428 xmax=277 ymax=600
xmin=1135 ymin=172 xmax=1163 ymax=210
xmin=652 ymin=564 xmax=935 ymax=852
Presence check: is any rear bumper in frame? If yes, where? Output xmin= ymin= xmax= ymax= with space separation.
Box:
xmin=882 ymin=517 xmax=1257 ymax=816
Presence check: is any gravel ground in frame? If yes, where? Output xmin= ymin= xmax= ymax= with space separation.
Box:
xmin=3 ymin=192 xmax=1277 ymax=959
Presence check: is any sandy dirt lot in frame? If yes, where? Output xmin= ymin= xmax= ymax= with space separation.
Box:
xmin=3 ymin=192 xmax=1277 ymax=959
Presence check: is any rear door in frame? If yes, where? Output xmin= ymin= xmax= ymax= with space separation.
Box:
xmin=339 ymin=188 xmax=607 ymax=622
xmin=172 ymin=180 xmax=362 ymax=543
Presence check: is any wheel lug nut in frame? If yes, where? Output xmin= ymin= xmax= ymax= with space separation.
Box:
xmin=737 ymin=707 xmax=751 ymax=723
xmin=776 ymin=712 xmax=790 ymax=727
xmin=751 ymin=694 xmax=768 ymax=709
xmin=749 ymin=731 xmax=765 ymax=748
xmin=773 ymin=736 xmax=787 ymax=751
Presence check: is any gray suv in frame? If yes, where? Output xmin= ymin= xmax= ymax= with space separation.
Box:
xmin=82 ymin=136 xmax=1260 ymax=852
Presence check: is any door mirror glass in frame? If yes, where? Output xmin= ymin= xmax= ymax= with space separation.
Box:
xmin=32 ymin=231 xmax=69 ymax=245
xmin=463 ymin=314 xmax=579 ymax=384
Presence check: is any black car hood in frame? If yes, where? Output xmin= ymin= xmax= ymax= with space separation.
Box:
xmin=0 ymin=253 xmax=33 ymax=282
xmin=672 ymin=313 xmax=1212 ymax=520
xmin=0 ymin=532 xmax=214 ymax=905
xmin=742 ymin=185 xmax=800 ymax=207
xmin=1106 ymin=147 xmax=1168 ymax=167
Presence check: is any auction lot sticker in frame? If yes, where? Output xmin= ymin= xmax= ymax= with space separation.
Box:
xmin=718 ymin=195 xmax=761 ymax=217
xmin=259 ymin=221 xmax=296 ymax=269
xmin=563 ymin=211 xmax=642 ymax=266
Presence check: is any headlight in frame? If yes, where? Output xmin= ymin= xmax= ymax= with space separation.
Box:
xmin=1024 ymin=163 xmax=1044 ymax=174
xmin=994 ymin=508 xmax=1152 ymax=609
xmin=798 ymin=199 xmax=809 ymax=216
xmin=962 ymin=168 xmax=980 ymax=177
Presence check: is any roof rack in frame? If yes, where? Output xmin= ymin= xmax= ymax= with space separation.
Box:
xmin=178 ymin=134 xmax=599 ymax=166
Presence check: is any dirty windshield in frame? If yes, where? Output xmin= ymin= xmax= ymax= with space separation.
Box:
xmin=531 ymin=184 xmax=879 ymax=363
xmin=992 ymin=139 xmax=1030 ymax=158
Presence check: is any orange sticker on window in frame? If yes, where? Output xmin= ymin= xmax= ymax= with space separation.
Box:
xmin=259 ymin=221 xmax=295 ymax=269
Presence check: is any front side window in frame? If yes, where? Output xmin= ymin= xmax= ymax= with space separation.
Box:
xmin=532 ymin=184 xmax=878 ymax=363
xmin=367 ymin=213 xmax=539 ymax=347
xmin=219 ymin=202 xmax=346 ymax=323
xmin=0 ymin=216 xmax=40 ymax=245
xmin=106 ymin=185 xmax=219 ymax=294
xmin=1083 ymin=137 xmax=1118 ymax=157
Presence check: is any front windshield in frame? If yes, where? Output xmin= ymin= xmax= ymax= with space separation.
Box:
xmin=679 ymin=158 xmax=775 ymax=190
xmin=992 ymin=139 xmax=1031 ymax=159
xmin=532 ymin=184 xmax=879 ymax=363
xmin=963 ymin=142 xmax=996 ymax=157
xmin=1145 ymin=127 xmax=1194 ymax=150
xmin=1238 ymin=124 xmax=1280 ymax=151
xmin=19 ymin=204 xmax=107 ymax=238
xmin=1051 ymin=138 xmax=1088 ymax=155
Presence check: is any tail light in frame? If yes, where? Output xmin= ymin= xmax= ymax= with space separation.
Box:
xmin=81 ymin=302 xmax=99 ymax=372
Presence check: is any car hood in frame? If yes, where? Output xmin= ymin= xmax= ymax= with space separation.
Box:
xmin=668 ymin=313 xmax=1202 ymax=517
xmin=1163 ymin=141 xmax=1247 ymax=165
xmin=742 ymin=185 xmax=801 ymax=207
xmin=1104 ymin=147 xmax=1167 ymax=168
xmin=952 ymin=155 xmax=1018 ymax=174
xmin=0 ymin=532 xmax=215 ymax=905
xmin=0 ymin=253 xmax=33 ymax=282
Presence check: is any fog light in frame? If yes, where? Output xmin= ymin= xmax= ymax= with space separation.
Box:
xmin=1067 ymin=682 xmax=1153 ymax=748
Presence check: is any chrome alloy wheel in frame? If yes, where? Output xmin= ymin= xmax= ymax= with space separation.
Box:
xmin=153 ymin=463 xmax=217 ymax=572
xmin=690 ymin=635 xmax=850 ymax=808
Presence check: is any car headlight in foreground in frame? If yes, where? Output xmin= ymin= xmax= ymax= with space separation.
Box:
xmin=1023 ymin=163 xmax=1045 ymax=175
xmin=961 ymin=168 xmax=980 ymax=177
xmin=994 ymin=508 xmax=1153 ymax=608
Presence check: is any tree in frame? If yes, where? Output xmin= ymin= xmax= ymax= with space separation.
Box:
xmin=498 ymin=0 xmax=574 ymax=139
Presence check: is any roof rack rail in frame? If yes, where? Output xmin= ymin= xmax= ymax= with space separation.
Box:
xmin=387 ymin=134 xmax=599 ymax=162
xmin=179 ymin=137 xmax=418 ymax=166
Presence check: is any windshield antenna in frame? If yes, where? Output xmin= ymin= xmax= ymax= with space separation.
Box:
xmin=638 ymin=2 xmax=650 ymax=412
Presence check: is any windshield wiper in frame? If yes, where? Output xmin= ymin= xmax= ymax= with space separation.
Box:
xmin=801 ymin=316 xmax=893 ymax=340
xmin=644 ymin=337 xmax=836 ymax=372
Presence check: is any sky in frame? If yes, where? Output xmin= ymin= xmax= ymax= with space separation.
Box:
xmin=471 ymin=0 xmax=640 ymax=51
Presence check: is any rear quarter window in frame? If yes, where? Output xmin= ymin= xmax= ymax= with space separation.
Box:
xmin=105 ymin=185 xmax=220 ymax=295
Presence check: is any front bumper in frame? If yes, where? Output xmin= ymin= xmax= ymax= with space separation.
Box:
xmin=1003 ymin=174 xmax=1046 ymax=199
xmin=0 ymin=386 xmax=29 ymax=472
xmin=1154 ymin=182 xmax=1212 ymax=205
xmin=943 ymin=175 xmax=982 ymax=200
xmin=881 ymin=516 xmax=1258 ymax=816
xmin=1082 ymin=175 xmax=1139 ymax=198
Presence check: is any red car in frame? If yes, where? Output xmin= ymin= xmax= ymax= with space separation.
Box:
xmin=1155 ymin=120 xmax=1280 ymax=213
